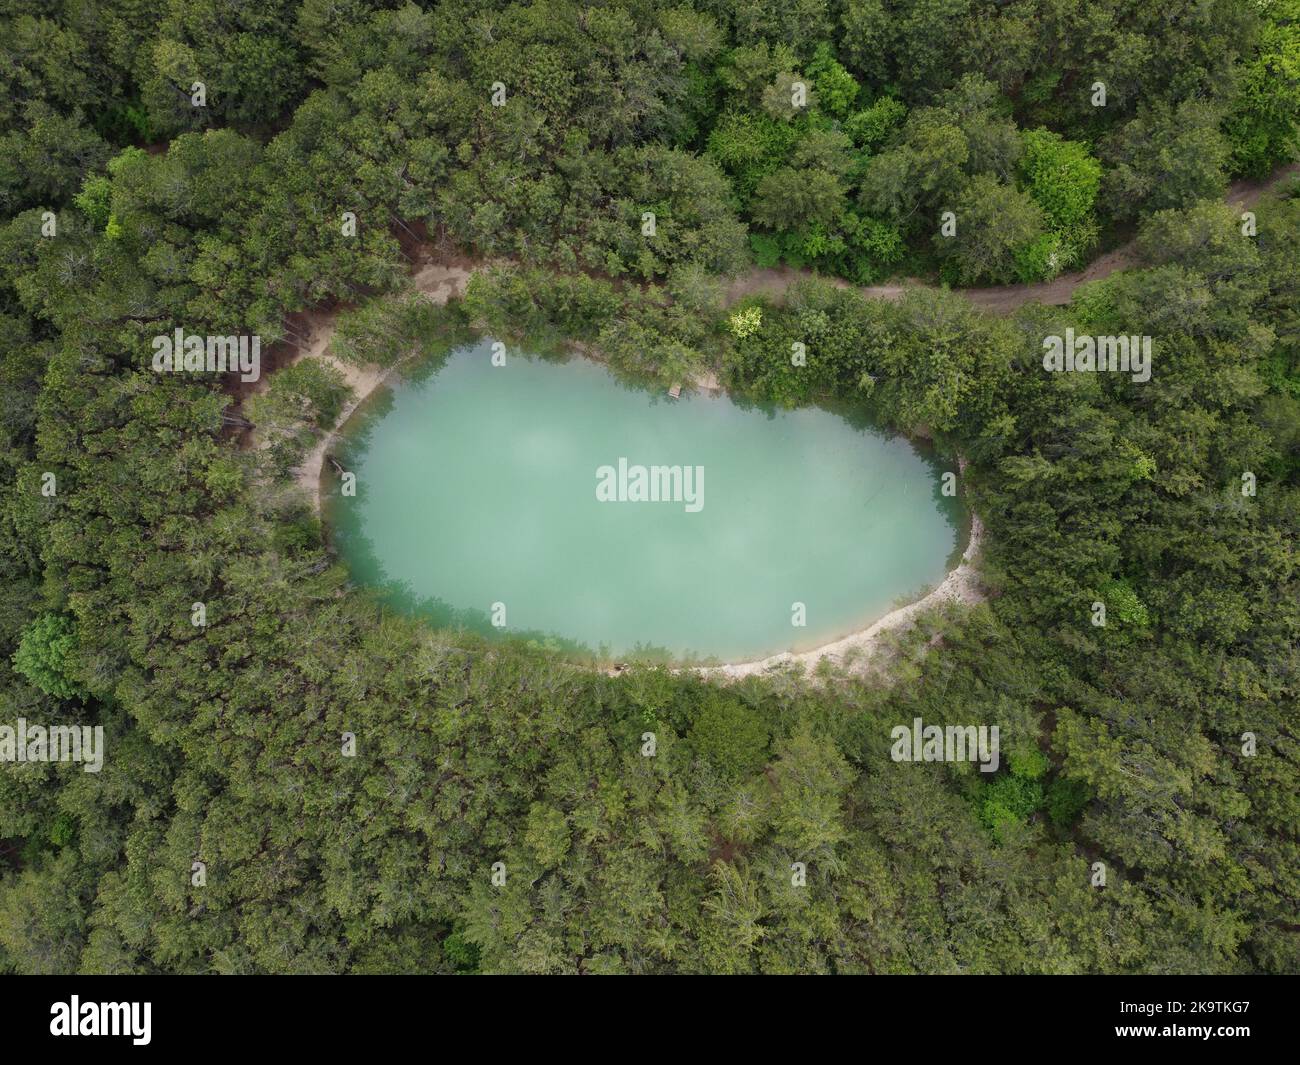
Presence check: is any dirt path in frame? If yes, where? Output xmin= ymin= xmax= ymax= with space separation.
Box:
xmin=724 ymin=162 xmax=1300 ymax=312
xmin=254 ymin=264 xmax=473 ymax=508
xmin=265 ymin=160 xmax=1297 ymax=678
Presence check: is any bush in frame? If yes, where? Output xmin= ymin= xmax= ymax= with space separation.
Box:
xmin=844 ymin=97 xmax=907 ymax=151
xmin=979 ymin=773 xmax=1044 ymax=841
xmin=688 ymin=692 xmax=771 ymax=779
xmin=807 ymin=44 xmax=860 ymax=119
xmin=1009 ymin=747 xmax=1051 ymax=780
xmin=1020 ymin=128 xmax=1102 ymax=229
xmin=442 ymin=930 xmax=481 ymax=973
xmin=13 ymin=614 xmax=86 ymax=700
xmin=727 ymin=305 xmax=763 ymax=338
xmin=1014 ymin=231 xmax=1064 ymax=283
xmin=750 ymin=231 xmax=783 ymax=268
xmin=1046 ymin=777 xmax=1092 ymax=828
xmin=1101 ymin=578 xmax=1150 ymax=628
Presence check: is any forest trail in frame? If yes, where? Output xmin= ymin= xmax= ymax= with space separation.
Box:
xmin=295 ymin=264 xmax=473 ymax=498
xmin=724 ymin=161 xmax=1300 ymax=313
xmin=277 ymin=161 xmax=1298 ymax=679
xmin=251 ymin=264 xmax=474 ymax=500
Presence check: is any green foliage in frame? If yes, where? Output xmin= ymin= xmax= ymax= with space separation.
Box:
xmin=72 ymin=175 xmax=111 ymax=230
xmin=727 ymin=305 xmax=762 ymax=338
xmin=0 ymin=101 xmax=109 ymax=211
xmin=937 ymin=174 xmax=1045 ymax=285
xmin=688 ymin=692 xmax=771 ymax=779
xmin=843 ymin=96 xmax=907 ymax=151
xmin=980 ymin=774 xmax=1045 ymax=842
xmin=1013 ymin=231 xmax=1065 ymax=283
xmin=12 ymin=614 xmax=85 ymax=700
xmin=1009 ymin=747 xmax=1051 ymax=781
xmin=1102 ymin=100 xmax=1231 ymax=221
xmin=442 ymin=929 xmax=481 ymax=974
xmin=47 ymin=813 xmax=76 ymax=849
xmin=1046 ymin=777 xmax=1092 ymax=828
xmin=0 ymin=0 xmax=1297 ymax=978
xmin=94 ymin=99 xmax=153 ymax=147
xmin=1224 ymin=1 xmax=1300 ymax=177
xmin=751 ymin=166 xmax=843 ymax=231
xmin=1019 ymin=128 xmax=1102 ymax=229
xmin=749 ymin=232 xmax=782 ymax=268
xmin=1100 ymin=579 xmax=1150 ymax=629
xmin=840 ymin=211 xmax=905 ymax=282
xmin=806 ymin=43 xmax=860 ymax=119
xmin=334 ymin=293 xmax=465 ymax=369
xmin=707 ymin=109 xmax=800 ymax=200
xmin=139 ymin=2 xmax=306 ymax=136
xmin=1135 ymin=200 xmax=1260 ymax=278
xmin=524 ymin=803 xmax=571 ymax=868
xmin=266 ymin=360 xmax=350 ymax=429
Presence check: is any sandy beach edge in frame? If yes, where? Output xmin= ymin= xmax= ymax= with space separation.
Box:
xmin=260 ymin=266 xmax=986 ymax=682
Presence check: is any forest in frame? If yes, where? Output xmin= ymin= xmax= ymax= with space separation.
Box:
xmin=0 ymin=0 xmax=1297 ymax=974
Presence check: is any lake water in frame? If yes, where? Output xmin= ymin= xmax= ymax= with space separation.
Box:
xmin=326 ymin=341 xmax=963 ymax=662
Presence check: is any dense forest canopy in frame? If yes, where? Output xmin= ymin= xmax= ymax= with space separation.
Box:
xmin=0 ymin=0 xmax=1296 ymax=974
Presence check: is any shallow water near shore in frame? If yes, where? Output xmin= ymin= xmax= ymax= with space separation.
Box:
xmin=325 ymin=340 xmax=964 ymax=662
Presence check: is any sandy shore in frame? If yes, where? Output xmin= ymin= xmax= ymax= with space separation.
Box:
xmin=272 ymin=159 xmax=1300 ymax=509
xmin=264 ymin=264 xmax=473 ymax=507
xmin=692 ymin=507 xmax=984 ymax=682
xmin=246 ymin=162 xmax=1300 ymax=679
xmin=271 ymin=276 xmax=985 ymax=679
xmin=284 ymin=263 xmax=718 ymax=511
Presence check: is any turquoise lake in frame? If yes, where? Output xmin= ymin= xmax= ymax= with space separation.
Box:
xmin=326 ymin=341 xmax=963 ymax=662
